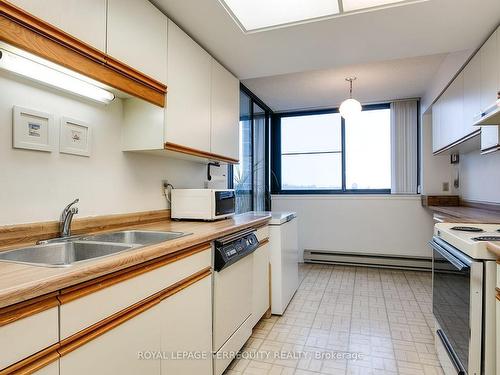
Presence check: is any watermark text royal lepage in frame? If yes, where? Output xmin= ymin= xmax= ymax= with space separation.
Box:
xmin=137 ymin=350 xmax=364 ymax=361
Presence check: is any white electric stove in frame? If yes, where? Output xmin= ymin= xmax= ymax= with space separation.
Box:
xmin=431 ymin=223 xmax=498 ymax=375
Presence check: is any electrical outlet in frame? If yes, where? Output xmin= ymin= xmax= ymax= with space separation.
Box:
xmin=442 ymin=182 xmax=449 ymax=192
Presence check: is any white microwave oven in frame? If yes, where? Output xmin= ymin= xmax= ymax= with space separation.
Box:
xmin=171 ymin=189 xmax=236 ymax=221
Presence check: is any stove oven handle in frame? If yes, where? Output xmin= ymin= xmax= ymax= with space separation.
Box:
xmin=430 ymin=239 xmax=470 ymax=271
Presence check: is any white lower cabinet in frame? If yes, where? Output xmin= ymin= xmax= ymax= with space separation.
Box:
xmin=60 ymin=305 xmax=162 ymax=375
xmin=0 ymin=304 xmax=59 ymax=370
xmin=249 ymin=243 xmax=270 ymax=328
xmin=160 ymin=276 xmax=212 ymax=375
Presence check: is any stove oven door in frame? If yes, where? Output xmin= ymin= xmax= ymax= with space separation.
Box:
xmin=431 ymin=237 xmax=483 ymax=375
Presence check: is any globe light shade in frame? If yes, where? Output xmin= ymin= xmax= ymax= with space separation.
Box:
xmin=339 ymin=98 xmax=362 ymax=120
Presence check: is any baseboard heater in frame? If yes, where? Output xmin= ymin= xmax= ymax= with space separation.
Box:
xmin=303 ymin=250 xmax=432 ymax=271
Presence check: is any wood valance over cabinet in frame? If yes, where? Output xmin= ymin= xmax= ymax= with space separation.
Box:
xmin=0 ymin=0 xmax=167 ymax=107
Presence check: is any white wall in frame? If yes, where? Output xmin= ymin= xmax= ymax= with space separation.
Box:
xmin=272 ymin=195 xmax=434 ymax=259
xmin=0 ymin=73 xmax=217 ymax=225
xmin=458 ymin=150 xmax=500 ymax=204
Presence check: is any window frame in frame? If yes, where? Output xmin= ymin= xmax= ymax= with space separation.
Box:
xmin=228 ymin=84 xmax=273 ymax=211
xmin=271 ymin=103 xmax=392 ymax=195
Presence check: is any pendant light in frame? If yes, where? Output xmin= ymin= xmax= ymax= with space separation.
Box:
xmin=339 ymin=77 xmax=362 ymax=120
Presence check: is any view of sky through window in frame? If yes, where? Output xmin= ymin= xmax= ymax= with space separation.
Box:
xmin=280 ymin=108 xmax=391 ymax=191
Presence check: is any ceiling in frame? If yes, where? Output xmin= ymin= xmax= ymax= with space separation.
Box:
xmin=242 ymin=54 xmax=446 ymax=111
xmin=152 ymin=0 xmax=500 ymax=111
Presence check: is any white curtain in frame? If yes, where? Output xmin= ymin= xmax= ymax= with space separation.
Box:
xmin=391 ymin=100 xmax=418 ymax=194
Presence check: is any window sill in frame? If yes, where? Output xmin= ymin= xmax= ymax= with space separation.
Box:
xmin=271 ymin=193 xmax=421 ymax=201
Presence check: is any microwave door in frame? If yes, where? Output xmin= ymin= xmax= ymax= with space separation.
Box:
xmin=431 ymin=238 xmax=471 ymax=374
xmin=215 ymin=191 xmax=235 ymax=216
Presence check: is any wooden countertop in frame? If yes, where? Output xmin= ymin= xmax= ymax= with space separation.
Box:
xmin=427 ymin=205 xmax=500 ymax=224
xmin=0 ymin=213 xmax=271 ymax=309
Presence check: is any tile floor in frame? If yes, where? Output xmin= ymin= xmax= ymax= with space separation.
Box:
xmin=224 ymin=263 xmax=444 ymax=375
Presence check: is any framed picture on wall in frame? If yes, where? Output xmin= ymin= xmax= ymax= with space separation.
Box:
xmin=12 ymin=106 xmax=55 ymax=152
xmin=59 ymin=117 xmax=92 ymax=157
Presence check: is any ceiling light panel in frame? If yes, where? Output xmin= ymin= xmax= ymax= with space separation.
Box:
xmin=220 ymin=0 xmax=340 ymax=32
xmin=342 ymin=0 xmax=409 ymax=12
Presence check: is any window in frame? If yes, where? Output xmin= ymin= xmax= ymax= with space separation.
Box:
xmin=272 ymin=104 xmax=391 ymax=194
xmin=229 ymin=86 xmax=272 ymax=212
xmin=281 ymin=113 xmax=342 ymax=190
xmin=345 ymin=108 xmax=391 ymax=190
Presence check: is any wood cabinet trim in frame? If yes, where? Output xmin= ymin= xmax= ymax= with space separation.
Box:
xmin=58 ymin=267 xmax=212 ymax=356
xmin=0 ymin=1 xmax=166 ymax=107
xmin=0 ymin=209 xmax=170 ymax=249
xmin=165 ymin=142 xmax=239 ymax=164
xmin=58 ymin=243 xmax=210 ymax=304
xmin=0 ymin=293 xmax=59 ymax=327
xmin=258 ymin=239 xmax=270 ymax=248
xmin=0 ymin=343 xmax=60 ymax=375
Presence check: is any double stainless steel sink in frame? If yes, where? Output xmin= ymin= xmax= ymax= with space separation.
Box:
xmin=0 ymin=230 xmax=189 ymax=268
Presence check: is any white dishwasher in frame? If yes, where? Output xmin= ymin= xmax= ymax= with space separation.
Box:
xmin=269 ymin=212 xmax=299 ymax=315
xmin=212 ymin=229 xmax=259 ymax=375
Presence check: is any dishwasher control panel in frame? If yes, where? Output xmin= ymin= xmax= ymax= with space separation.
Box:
xmin=214 ymin=231 xmax=259 ymax=272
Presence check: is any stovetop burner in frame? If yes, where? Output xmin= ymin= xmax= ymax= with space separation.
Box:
xmin=472 ymin=236 xmax=500 ymax=242
xmin=451 ymin=226 xmax=484 ymax=232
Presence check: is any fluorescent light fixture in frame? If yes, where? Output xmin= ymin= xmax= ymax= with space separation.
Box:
xmin=0 ymin=48 xmax=115 ymax=104
xmin=342 ymin=0 xmax=407 ymax=12
xmin=219 ymin=0 xmax=427 ymax=32
xmin=220 ymin=0 xmax=340 ymax=32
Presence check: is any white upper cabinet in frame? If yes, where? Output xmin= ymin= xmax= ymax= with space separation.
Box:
xmin=463 ymin=53 xmax=481 ymax=133
xmin=480 ymin=28 xmax=499 ymax=111
xmin=481 ymin=126 xmax=500 ymax=152
xmin=432 ymin=98 xmax=442 ymax=152
xmin=8 ymin=0 xmax=106 ymax=51
xmin=444 ymin=72 xmax=464 ymax=144
xmin=433 ymin=26 xmax=500 ymax=154
xmin=480 ymin=27 xmax=500 ymax=153
xmin=498 ymin=26 xmax=500 ymax=92
xmin=107 ymin=0 xmax=168 ymax=83
xmin=166 ymin=20 xmax=212 ymax=153
xmin=210 ymin=59 xmax=240 ymax=161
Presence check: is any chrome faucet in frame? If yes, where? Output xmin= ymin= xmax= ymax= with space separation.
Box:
xmin=60 ymin=199 xmax=79 ymax=237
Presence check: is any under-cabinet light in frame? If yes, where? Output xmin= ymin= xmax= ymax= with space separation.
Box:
xmin=0 ymin=48 xmax=115 ymax=104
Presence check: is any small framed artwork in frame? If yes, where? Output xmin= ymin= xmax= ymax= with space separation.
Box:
xmin=13 ymin=106 xmax=55 ymax=152
xmin=60 ymin=117 xmax=92 ymax=157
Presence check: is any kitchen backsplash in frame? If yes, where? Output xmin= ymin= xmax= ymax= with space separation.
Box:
xmin=0 ymin=73 xmax=225 ymax=225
